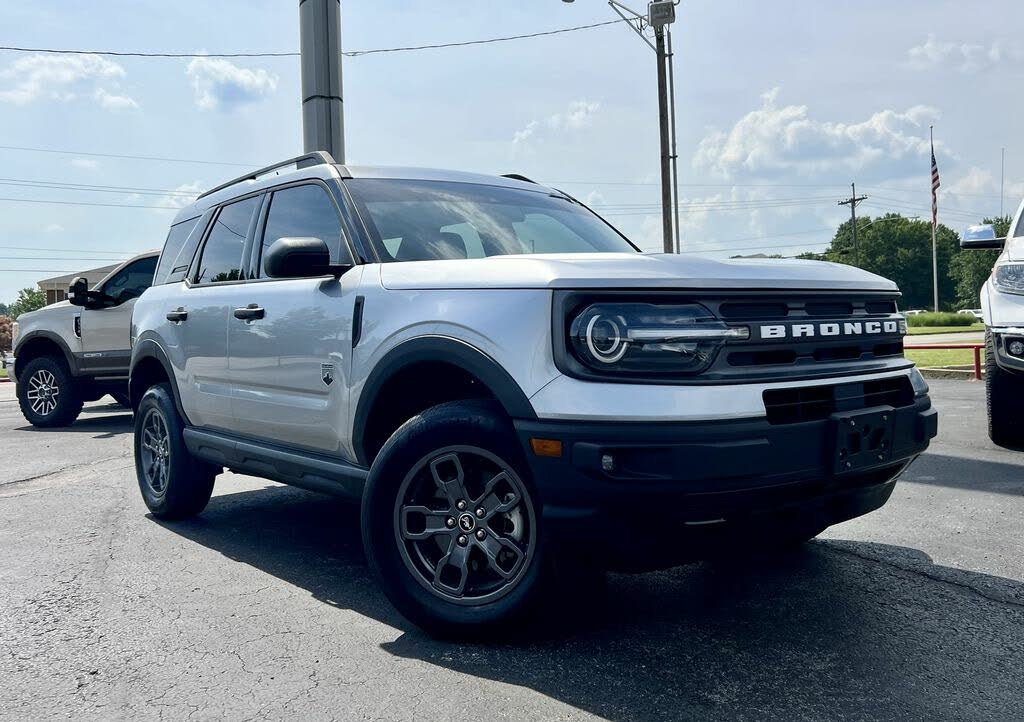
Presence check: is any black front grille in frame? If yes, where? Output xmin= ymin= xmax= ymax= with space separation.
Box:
xmin=763 ymin=376 xmax=914 ymax=425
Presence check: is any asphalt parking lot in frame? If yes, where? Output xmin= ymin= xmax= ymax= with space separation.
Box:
xmin=1 ymin=379 xmax=1022 ymax=720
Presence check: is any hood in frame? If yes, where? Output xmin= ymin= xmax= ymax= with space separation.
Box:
xmin=379 ymin=253 xmax=899 ymax=293
xmin=16 ymin=300 xmax=73 ymax=323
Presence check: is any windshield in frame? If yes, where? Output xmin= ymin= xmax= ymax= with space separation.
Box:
xmin=344 ymin=178 xmax=638 ymax=262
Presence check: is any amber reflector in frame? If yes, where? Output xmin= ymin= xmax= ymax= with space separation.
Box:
xmin=530 ymin=438 xmax=563 ymax=457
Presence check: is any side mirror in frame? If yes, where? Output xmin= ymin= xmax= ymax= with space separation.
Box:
xmin=68 ymin=277 xmax=90 ymax=307
xmin=961 ymin=224 xmax=1006 ymax=250
xmin=263 ymin=237 xmax=350 ymax=279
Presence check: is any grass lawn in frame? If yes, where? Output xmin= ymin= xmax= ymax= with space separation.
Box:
xmin=907 ymin=323 xmax=985 ymax=335
xmin=0 ymin=367 xmax=7 ymax=379
xmin=906 ymin=347 xmax=978 ymax=367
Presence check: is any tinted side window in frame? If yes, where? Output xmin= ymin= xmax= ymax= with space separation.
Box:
xmin=260 ymin=184 xmax=349 ymax=272
xmin=196 ymin=196 xmax=260 ymax=284
xmin=101 ymin=256 xmax=158 ymax=305
xmin=153 ymin=216 xmax=201 ymax=285
xmin=1014 ymin=211 xmax=1024 ymax=239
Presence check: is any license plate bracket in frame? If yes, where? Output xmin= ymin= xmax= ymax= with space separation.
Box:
xmin=830 ymin=407 xmax=895 ymax=475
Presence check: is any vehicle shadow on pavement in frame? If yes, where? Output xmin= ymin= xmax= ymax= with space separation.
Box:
xmin=159 ymin=483 xmax=1024 ymax=720
xmin=14 ymin=414 xmax=132 ymax=437
xmin=904 ymin=452 xmax=1024 ymax=496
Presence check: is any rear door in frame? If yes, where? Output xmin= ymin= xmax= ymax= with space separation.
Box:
xmin=79 ymin=255 xmax=158 ymax=375
xmin=173 ymin=194 xmax=263 ymax=432
xmin=227 ymin=181 xmax=359 ymax=455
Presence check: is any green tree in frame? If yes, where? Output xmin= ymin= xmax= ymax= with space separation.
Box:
xmin=0 ymin=302 xmax=9 ymax=316
xmin=823 ymin=214 xmax=960 ymax=310
xmin=948 ymin=215 xmax=1009 ymax=309
xmin=8 ymin=287 xmax=46 ymax=319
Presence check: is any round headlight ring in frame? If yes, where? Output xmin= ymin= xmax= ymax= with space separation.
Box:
xmin=585 ymin=314 xmax=628 ymax=364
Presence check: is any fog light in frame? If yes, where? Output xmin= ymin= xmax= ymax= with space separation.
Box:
xmin=1009 ymin=340 xmax=1024 ymax=357
xmin=601 ymin=454 xmax=615 ymax=472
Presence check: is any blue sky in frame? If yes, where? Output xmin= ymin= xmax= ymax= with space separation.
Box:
xmin=0 ymin=0 xmax=1020 ymax=301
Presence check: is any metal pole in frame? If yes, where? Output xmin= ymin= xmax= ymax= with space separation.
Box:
xmin=654 ymin=26 xmax=673 ymax=254
xmin=666 ymin=27 xmax=681 ymax=253
xmin=1001 ymin=147 xmax=1005 ymax=218
xmin=849 ymin=182 xmax=859 ymax=266
xmin=299 ymin=0 xmax=345 ymax=162
xmin=931 ymin=126 xmax=939 ymax=312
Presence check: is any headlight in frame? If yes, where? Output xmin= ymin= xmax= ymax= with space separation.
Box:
xmin=568 ymin=302 xmax=747 ymax=375
xmin=11 ymin=321 xmax=19 ymax=347
xmin=993 ymin=263 xmax=1024 ymax=295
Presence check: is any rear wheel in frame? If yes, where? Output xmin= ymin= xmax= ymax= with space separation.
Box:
xmin=362 ymin=400 xmax=546 ymax=636
xmin=16 ymin=356 xmax=83 ymax=427
xmin=134 ymin=383 xmax=217 ymax=519
xmin=986 ymin=331 xmax=1024 ymax=448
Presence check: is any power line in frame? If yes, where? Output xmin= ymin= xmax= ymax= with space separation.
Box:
xmin=0 ymin=179 xmax=197 ymax=197
xmin=0 ymin=256 xmax=129 ymax=261
xmin=0 ymin=20 xmax=623 ymax=60
xmin=0 ymin=144 xmax=257 ymax=167
xmin=0 ymin=245 xmax=135 ymax=255
xmin=0 ymin=196 xmax=171 ymax=209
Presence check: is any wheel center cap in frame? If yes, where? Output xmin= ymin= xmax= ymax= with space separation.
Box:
xmin=458 ymin=513 xmax=476 ymax=532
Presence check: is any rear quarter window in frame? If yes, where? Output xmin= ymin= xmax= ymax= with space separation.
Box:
xmin=153 ymin=216 xmax=203 ymax=285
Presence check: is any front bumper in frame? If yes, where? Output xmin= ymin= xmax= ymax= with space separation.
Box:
xmin=515 ymin=394 xmax=936 ymax=569
xmin=988 ymin=327 xmax=1024 ymax=373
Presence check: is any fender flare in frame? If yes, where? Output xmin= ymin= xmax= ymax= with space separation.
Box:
xmin=13 ymin=330 xmax=79 ymax=377
xmin=130 ymin=336 xmax=191 ymax=423
xmin=352 ymin=335 xmax=536 ymax=465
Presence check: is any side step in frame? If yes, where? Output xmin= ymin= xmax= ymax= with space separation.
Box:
xmin=183 ymin=427 xmax=367 ymax=499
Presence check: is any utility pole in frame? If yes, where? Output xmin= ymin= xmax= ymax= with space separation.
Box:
xmin=837 ymin=182 xmax=868 ymax=266
xmin=604 ymin=0 xmax=678 ymax=254
xmin=299 ymin=0 xmax=345 ymax=162
xmin=1001 ymin=147 xmax=1005 ymax=218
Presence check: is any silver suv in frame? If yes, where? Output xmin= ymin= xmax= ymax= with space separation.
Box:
xmin=11 ymin=250 xmax=158 ymax=426
xmin=130 ymin=152 xmax=937 ymax=634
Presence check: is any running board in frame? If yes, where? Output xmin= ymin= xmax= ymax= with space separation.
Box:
xmin=183 ymin=427 xmax=367 ymax=499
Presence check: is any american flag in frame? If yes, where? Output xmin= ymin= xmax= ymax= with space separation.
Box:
xmin=931 ymin=137 xmax=940 ymax=229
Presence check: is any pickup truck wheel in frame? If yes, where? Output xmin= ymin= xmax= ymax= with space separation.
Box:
xmin=986 ymin=332 xmax=1024 ymax=448
xmin=362 ymin=400 xmax=545 ymax=636
xmin=16 ymin=356 xmax=83 ymax=428
xmin=134 ymin=383 xmax=216 ymax=520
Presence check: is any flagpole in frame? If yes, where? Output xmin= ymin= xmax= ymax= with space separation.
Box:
xmin=931 ymin=125 xmax=939 ymax=312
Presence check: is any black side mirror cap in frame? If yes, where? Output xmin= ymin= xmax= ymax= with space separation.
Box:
xmin=68 ymin=276 xmax=90 ymax=307
xmin=264 ymin=237 xmax=351 ymax=279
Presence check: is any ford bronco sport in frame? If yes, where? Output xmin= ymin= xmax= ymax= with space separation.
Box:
xmin=11 ymin=250 xmax=158 ymax=426
xmin=129 ymin=152 xmax=937 ymax=634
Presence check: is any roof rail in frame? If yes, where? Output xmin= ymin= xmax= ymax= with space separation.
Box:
xmin=501 ymin=173 xmax=536 ymax=184
xmin=198 ymin=151 xmax=336 ymax=200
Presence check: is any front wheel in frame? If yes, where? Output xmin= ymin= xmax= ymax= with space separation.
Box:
xmin=134 ymin=383 xmax=217 ymax=519
xmin=16 ymin=356 xmax=83 ymax=427
xmin=362 ymin=401 xmax=546 ymax=636
xmin=986 ymin=331 xmax=1024 ymax=448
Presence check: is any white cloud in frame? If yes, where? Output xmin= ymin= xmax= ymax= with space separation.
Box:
xmin=43 ymin=223 xmax=65 ymax=233
xmin=155 ymin=181 xmax=204 ymax=211
xmin=694 ymin=88 xmax=939 ymax=180
xmin=945 ymin=166 xmax=1024 ymax=209
xmin=548 ymin=100 xmax=600 ymax=131
xmin=0 ymin=53 xmax=128 ymax=106
xmin=907 ymin=35 xmax=1013 ymax=73
xmin=69 ymin=158 xmax=99 ymax=170
xmin=512 ymin=99 xmax=600 ymax=150
xmin=94 ymin=87 xmax=138 ymax=110
xmin=185 ymin=57 xmax=278 ymax=110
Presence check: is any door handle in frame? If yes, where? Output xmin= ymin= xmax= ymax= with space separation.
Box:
xmin=233 ymin=304 xmax=265 ymax=321
xmin=166 ymin=308 xmax=188 ymax=323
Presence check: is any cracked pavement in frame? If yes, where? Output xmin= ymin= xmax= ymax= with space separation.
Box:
xmin=1 ymin=380 xmax=1023 ymax=720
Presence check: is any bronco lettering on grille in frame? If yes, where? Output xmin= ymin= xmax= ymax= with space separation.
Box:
xmin=757 ymin=319 xmax=906 ymax=340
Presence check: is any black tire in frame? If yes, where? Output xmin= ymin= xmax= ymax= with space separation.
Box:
xmin=134 ymin=383 xmax=216 ymax=520
xmin=16 ymin=355 xmax=83 ymax=427
xmin=362 ymin=400 xmax=547 ymax=637
xmin=110 ymin=391 xmax=131 ymax=408
xmin=986 ymin=331 xmax=1024 ymax=448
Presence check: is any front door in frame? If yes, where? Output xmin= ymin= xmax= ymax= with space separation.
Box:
xmin=227 ymin=182 xmax=360 ymax=456
xmin=79 ymin=255 xmax=158 ymax=375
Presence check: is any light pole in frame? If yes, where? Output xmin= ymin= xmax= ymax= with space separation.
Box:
xmin=565 ymin=1 xmax=680 ymax=253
